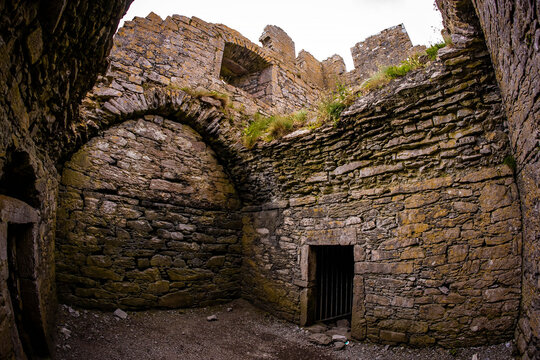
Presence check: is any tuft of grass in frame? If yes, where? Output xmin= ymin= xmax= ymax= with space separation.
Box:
xmin=316 ymin=83 xmax=355 ymax=124
xmin=362 ymin=55 xmax=424 ymax=91
xmin=425 ymin=42 xmax=447 ymax=61
xmin=242 ymin=110 xmax=308 ymax=148
xmin=242 ymin=83 xmax=357 ymax=148
xmin=360 ymin=39 xmax=451 ymax=94
xmin=503 ymin=155 xmax=517 ymax=172
xmin=318 ymin=100 xmax=346 ymax=123
xmin=243 ymin=113 xmax=273 ymax=148
xmin=181 ymin=87 xmax=231 ymax=108
xmin=267 ymin=110 xmax=307 ymax=138
xmin=361 ymin=71 xmax=391 ymax=91
xmin=384 ymin=55 xmax=423 ymax=79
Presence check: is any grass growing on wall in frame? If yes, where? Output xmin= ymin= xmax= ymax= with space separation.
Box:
xmin=425 ymin=42 xmax=447 ymax=60
xmin=362 ymin=55 xmax=425 ymax=91
xmin=241 ymin=82 xmax=361 ymax=148
xmin=180 ymin=87 xmax=231 ymax=108
xmin=317 ymin=83 xmax=355 ymax=124
xmin=241 ymin=83 xmax=361 ymax=148
xmin=242 ymin=110 xmax=308 ymax=148
xmin=362 ymin=41 xmax=448 ymax=92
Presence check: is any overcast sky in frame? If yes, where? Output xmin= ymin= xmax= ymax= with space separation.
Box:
xmin=120 ymin=0 xmax=444 ymax=71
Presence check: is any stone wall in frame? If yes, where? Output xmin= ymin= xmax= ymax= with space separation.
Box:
xmin=467 ymin=0 xmax=539 ymax=358
xmin=56 ymin=116 xmax=242 ymax=309
xmin=56 ymin=5 xmax=530 ymax=349
xmin=346 ymin=24 xmax=426 ymax=85
xmin=106 ymin=13 xmax=322 ymax=115
xmin=321 ymin=55 xmax=347 ymax=89
xmin=238 ymin=25 xmax=522 ymax=347
xmin=1 ymin=0 xmax=536 ymax=355
xmin=260 ymin=25 xmax=296 ymax=63
xmin=297 ymin=50 xmax=325 ymax=89
xmin=0 ymin=0 xmax=130 ymax=357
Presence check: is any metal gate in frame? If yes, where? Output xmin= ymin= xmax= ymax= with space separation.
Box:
xmin=315 ymin=246 xmax=354 ymax=322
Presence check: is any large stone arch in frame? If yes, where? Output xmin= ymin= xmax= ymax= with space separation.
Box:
xmin=65 ymin=87 xmax=278 ymax=205
xmin=56 ymin=112 xmax=245 ymax=310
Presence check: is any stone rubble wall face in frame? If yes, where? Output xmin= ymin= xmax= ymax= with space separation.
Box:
xmin=259 ymin=25 xmax=296 ymax=63
xmin=106 ymin=14 xmax=322 ymax=115
xmin=0 ymin=0 xmax=131 ymax=357
xmin=347 ymin=24 xmax=426 ymax=85
xmin=56 ymin=116 xmax=242 ymax=309
xmin=238 ymin=34 xmax=522 ymax=347
xmin=228 ymin=66 xmax=274 ymax=105
xmin=321 ymin=55 xmax=347 ymax=89
xmin=468 ymin=0 xmax=539 ymax=358
xmin=1 ymin=0 xmax=533 ymax=355
xmin=296 ymin=50 xmax=325 ymax=89
xmin=67 ymin=7 xmax=525 ymax=348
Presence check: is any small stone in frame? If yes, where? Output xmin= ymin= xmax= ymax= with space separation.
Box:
xmin=207 ymin=315 xmax=218 ymax=321
xmin=471 ymin=354 xmax=478 ymax=360
xmin=200 ymin=96 xmax=222 ymax=107
xmin=306 ymin=323 xmax=327 ymax=333
xmin=114 ymin=308 xmax=128 ymax=319
xmin=227 ymin=307 xmax=233 ymax=312
xmin=68 ymin=306 xmax=80 ymax=317
xmin=334 ymin=341 xmax=345 ymax=350
xmin=438 ymin=286 xmax=450 ymax=295
xmin=94 ymin=87 xmax=123 ymax=98
xmin=309 ymin=333 xmax=332 ymax=346
xmin=327 ymin=326 xmax=350 ymax=337
xmin=332 ymin=334 xmax=347 ymax=342
xmin=60 ymin=327 xmax=71 ymax=338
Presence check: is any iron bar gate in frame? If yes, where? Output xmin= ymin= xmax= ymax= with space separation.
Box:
xmin=315 ymin=246 xmax=354 ymax=322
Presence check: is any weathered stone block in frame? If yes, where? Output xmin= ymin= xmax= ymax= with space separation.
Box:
xmin=126 ymin=268 xmax=161 ymax=282
xmin=419 ymin=304 xmax=445 ymax=320
xmin=167 ymin=268 xmax=213 ymax=281
xmin=447 ymin=245 xmax=468 ymax=263
xmin=479 ymin=184 xmax=512 ymax=212
xmin=206 ymin=256 xmax=225 ymax=268
xmin=81 ymin=266 xmax=123 ymax=281
xmin=158 ymin=291 xmax=195 ymax=308
xmin=127 ymin=220 xmax=153 ymax=233
xmin=150 ymin=255 xmax=172 ymax=267
xmin=355 ymin=262 xmax=414 ymax=274
xmin=87 ymin=255 xmax=113 ymax=267
xmin=380 ymin=330 xmax=407 ymax=343
xmin=148 ymin=280 xmax=170 ymax=294
xmin=105 ymin=282 xmax=140 ymax=294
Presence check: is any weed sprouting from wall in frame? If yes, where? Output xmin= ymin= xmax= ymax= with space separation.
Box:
xmin=242 ymin=110 xmax=308 ymax=148
xmin=503 ymin=155 xmax=517 ymax=172
xmin=425 ymin=42 xmax=447 ymax=60
xmin=361 ymin=55 xmax=425 ymax=91
xmin=241 ymin=83 xmax=358 ymax=148
xmin=316 ymin=83 xmax=355 ymax=125
xmin=361 ymin=41 xmax=448 ymax=92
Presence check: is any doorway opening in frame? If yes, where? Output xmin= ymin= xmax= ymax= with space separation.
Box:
xmin=7 ymin=222 xmax=50 ymax=358
xmin=314 ymin=245 xmax=354 ymax=322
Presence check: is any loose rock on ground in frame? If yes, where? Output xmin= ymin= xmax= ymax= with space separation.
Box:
xmin=55 ymin=300 xmax=514 ymax=360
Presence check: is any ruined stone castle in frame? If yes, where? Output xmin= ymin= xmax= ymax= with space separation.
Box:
xmin=0 ymin=0 xmax=538 ymax=359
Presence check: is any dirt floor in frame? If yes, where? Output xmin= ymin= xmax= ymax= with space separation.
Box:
xmin=54 ymin=299 xmax=514 ymax=360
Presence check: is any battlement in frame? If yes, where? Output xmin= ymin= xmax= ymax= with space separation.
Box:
xmin=110 ymin=12 xmax=425 ymax=115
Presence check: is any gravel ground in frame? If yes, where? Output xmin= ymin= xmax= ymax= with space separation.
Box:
xmin=55 ymin=299 xmax=514 ymax=360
